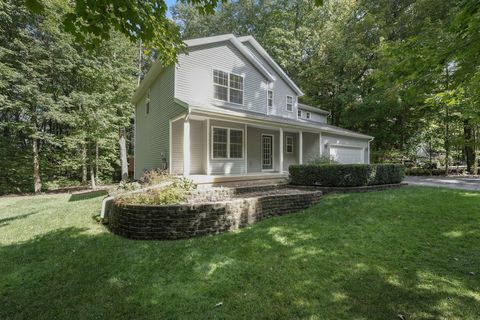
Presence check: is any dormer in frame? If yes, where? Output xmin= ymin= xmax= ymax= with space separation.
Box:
xmin=297 ymin=103 xmax=330 ymax=123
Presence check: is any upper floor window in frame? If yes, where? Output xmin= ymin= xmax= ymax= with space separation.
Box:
xmin=146 ymin=89 xmax=150 ymax=114
xmin=306 ymin=112 xmax=311 ymax=119
xmin=286 ymin=95 xmax=293 ymax=112
xmin=267 ymin=90 xmax=273 ymax=108
xmin=213 ymin=69 xmax=244 ymax=105
xmin=297 ymin=110 xmax=302 ymax=118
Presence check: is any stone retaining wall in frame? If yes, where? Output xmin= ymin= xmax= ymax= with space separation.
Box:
xmin=108 ymin=189 xmax=322 ymax=240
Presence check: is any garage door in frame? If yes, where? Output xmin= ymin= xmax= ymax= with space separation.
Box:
xmin=329 ymin=146 xmax=363 ymax=164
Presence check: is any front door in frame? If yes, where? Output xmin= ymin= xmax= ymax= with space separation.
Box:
xmin=262 ymin=134 xmax=274 ymax=171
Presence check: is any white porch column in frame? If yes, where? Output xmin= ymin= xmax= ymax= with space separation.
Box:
xmin=206 ymin=119 xmax=210 ymax=175
xmin=318 ymin=132 xmax=322 ymax=157
xmin=299 ymin=130 xmax=303 ymax=164
xmin=244 ymin=123 xmax=248 ymax=173
xmin=183 ymin=119 xmax=190 ymax=176
xmin=279 ymin=128 xmax=284 ymax=172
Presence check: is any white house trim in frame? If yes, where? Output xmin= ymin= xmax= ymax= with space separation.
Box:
xmin=244 ymin=123 xmax=248 ymax=173
xmin=237 ymin=35 xmax=304 ymax=96
xmin=299 ymin=131 xmax=303 ymax=164
xmin=183 ymin=119 xmax=190 ymax=176
xmin=261 ymin=133 xmax=275 ymax=172
xmin=279 ymin=127 xmax=284 ymax=173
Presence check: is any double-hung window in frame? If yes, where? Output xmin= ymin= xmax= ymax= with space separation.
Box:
xmin=306 ymin=112 xmax=311 ymax=119
xmin=267 ymin=90 xmax=273 ymax=108
xmin=297 ymin=110 xmax=302 ymax=118
xmin=212 ymin=127 xmax=244 ymax=159
xmin=213 ymin=70 xmax=244 ymax=105
xmin=146 ymin=89 xmax=150 ymax=114
xmin=286 ymin=136 xmax=294 ymax=153
xmin=286 ymin=95 xmax=293 ymax=112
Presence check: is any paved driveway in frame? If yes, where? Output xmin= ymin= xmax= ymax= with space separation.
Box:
xmin=405 ymin=176 xmax=480 ymax=191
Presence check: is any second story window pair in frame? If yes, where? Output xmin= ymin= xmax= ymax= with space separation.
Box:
xmin=213 ymin=69 xmax=244 ymax=105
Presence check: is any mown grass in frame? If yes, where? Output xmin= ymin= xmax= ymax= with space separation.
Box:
xmin=0 ymin=187 xmax=479 ymax=319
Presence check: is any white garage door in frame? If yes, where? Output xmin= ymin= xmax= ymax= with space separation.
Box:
xmin=329 ymin=146 xmax=363 ymax=164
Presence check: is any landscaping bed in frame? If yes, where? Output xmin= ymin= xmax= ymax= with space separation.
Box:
xmin=108 ymin=186 xmax=322 ymax=240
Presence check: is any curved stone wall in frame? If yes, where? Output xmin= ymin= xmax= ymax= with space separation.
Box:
xmin=108 ymin=189 xmax=322 ymax=240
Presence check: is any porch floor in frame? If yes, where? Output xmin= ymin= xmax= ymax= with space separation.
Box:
xmin=189 ymin=172 xmax=288 ymax=187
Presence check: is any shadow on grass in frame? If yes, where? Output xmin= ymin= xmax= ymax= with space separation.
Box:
xmin=0 ymin=211 xmax=39 ymax=226
xmin=68 ymin=190 xmax=108 ymax=202
xmin=1 ymin=187 xmax=479 ymax=319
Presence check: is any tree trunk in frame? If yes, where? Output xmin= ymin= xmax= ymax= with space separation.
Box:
xmin=444 ymin=64 xmax=450 ymax=176
xmin=82 ymin=142 xmax=87 ymax=184
xmin=119 ymin=127 xmax=128 ymax=181
xmin=464 ymin=119 xmax=475 ymax=173
xmin=32 ymin=135 xmax=41 ymax=193
xmin=89 ymin=144 xmax=96 ymax=189
xmin=95 ymin=141 xmax=99 ymax=182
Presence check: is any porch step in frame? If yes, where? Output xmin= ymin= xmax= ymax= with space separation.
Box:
xmin=189 ymin=173 xmax=288 ymax=187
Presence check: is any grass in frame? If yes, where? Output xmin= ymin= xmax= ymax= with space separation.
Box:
xmin=0 ymin=187 xmax=479 ymax=319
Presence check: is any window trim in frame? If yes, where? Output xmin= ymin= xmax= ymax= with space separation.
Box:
xmin=212 ymin=69 xmax=245 ymax=106
xmin=211 ymin=126 xmax=245 ymax=160
xmin=267 ymin=90 xmax=273 ymax=108
xmin=286 ymin=135 xmax=294 ymax=154
xmin=286 ymin=95 xmax=293 ymax=112
xmin=297 ymin=109 xmax=302 ymax=118
xmin=306 ymin=111 xmax=311 ymax=119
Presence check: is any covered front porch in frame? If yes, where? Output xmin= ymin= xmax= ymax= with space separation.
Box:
xmin=169 ymin=113 xmax=323 ymax=178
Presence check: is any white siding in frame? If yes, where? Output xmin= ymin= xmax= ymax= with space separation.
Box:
xmin=283 ymin=132 xmax=299 ymax=171
xmin=302 ymin=132 xmax=320 ymax=163
xmin=171 ymin=119 xmax=184 ymax=174
xmin=176 ymin=41 xmax=269 ymax=114
xmin=134 ymin=66 xmax=185 ymax=179
xmin=209 ymin=119 xmax=246 ymax=174
xmin=242 ymin=42 xmax=298 ymax=119
xmin=298 ymin=109 xmax=327 ymax=123
xmin=322 ymin=133 xmax=369 ymax=164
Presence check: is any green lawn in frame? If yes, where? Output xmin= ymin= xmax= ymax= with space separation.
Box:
xmin=0 ymin=187 xmax=479 ymax=320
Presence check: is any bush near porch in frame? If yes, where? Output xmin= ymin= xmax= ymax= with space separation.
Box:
xmin=289 ymin=163 xmax=405 ymax=187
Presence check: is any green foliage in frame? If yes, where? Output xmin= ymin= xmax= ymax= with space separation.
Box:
xmin=0 ymin=0 xmax=138 ymax=194
xmin=2 ymin=188 xmax=480 ymax=318
xmin=289 ymin=164 xmax=405 ymax=187
xmin=116 ymin=178 xmax=196 ymax=205
xmin=307 ymin=155 xmax=337 ymax=165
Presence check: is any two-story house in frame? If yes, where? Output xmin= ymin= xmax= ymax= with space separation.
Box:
xmin=132 ymin=34 xmax=373 ymax=182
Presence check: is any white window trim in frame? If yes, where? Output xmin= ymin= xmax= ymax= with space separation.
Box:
xmin=286 ymin=95 xmax=293 ymax=112
xmin=261 ymin=133 xmax=275 ymax=171
xmin=306 ymin=111 xmax=311 ymax=119
xmin=212 ymin=69 xmax=245 ymax=107
xmin=211 ymin=126 xmax=245 ymax=160
xmin=267 ymin=90 xmax=274 ymax=108
xmin=286 ymin=135 xmax=294 ymax=154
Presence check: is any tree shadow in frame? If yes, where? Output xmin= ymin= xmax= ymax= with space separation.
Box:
xmin=68 ymin=190 xmax=108 ymax=202
xmin=0 ymin=211 xmax=39 ymax=227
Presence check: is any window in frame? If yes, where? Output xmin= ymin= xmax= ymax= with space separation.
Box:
xmin=306 ymin=112 xmax=311 ymax=119
xmin=297 ymin=110 xmax=302 ymax=118
xmin=213 ymin=70 xmax=244 ymax=105
xmin=212 ymin=127 xmax=244 ymax=159
xmin=212 ymin=127 xmax=228 ymax=158
xmin=146 ymin=89 xmax=150 ymax=114
xmin=286 ymin=95 xmax=293 ymax=112
xmin=229 ymin=129 xmax=243 ymax=158
xmin=213 ymin=70 xmax=228 ymax=102
xmin=267 ymin=90 xmax=273 ymax=108
xmin=286 ymin=136 xmax=294 ymax=153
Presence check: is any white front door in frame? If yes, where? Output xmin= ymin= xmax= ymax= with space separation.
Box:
xmin=262 ymin=134 xmax=274 ymax=171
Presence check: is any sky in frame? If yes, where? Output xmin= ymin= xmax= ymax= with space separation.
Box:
xmin=165 ymin=0 xmax=177 ymax=18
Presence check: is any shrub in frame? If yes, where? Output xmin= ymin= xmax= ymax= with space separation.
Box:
xmin=289 ymin=164 xmax=405 ymax=187
xmin=115 ymin=178 xmax=197 ymax=205
xmin=139 ymin=168 xmax=171 ymax=185
xmin=307 ymin=155 xmax=338 ymax=165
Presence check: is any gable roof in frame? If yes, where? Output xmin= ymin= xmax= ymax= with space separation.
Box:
xmin=237 ymin=35 xmax=304 ymax=96
xmin=298 ymin=103 xmax=330 ymax=115
xmin=184 ymin=34 xmax=274 ymax=82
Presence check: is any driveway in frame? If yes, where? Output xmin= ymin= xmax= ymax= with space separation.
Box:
xmin=405 ymin=176 xmax=480 ymax=191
